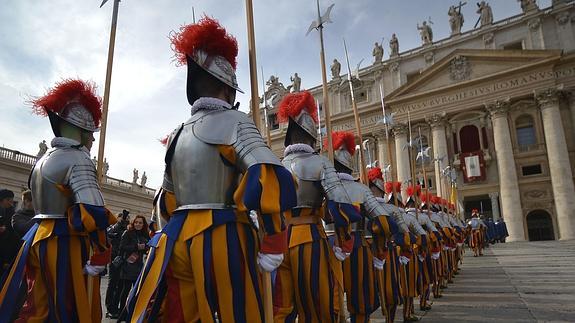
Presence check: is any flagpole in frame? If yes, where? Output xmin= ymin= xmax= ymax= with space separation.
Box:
xmin=96 ymin=0 xmax=120 ymax=183
xmin=316 ymin=0 xmax=334 ymax=162
xmin=245 ymin=2 xmax=272 ymax=322
xmin=245 ymin=0 xmax=262 ymax=131
xmin=418 ymin=126 xmax=431 ymax=209
xmin=407 ymin=110 xmax=419 ymax=218
xmin=343 ymin=39 xmax=367 ymax=184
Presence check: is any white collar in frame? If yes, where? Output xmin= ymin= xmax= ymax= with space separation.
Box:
xmin=284 ymin=143 xmax=315 ymax=156
xmin=51 ymin=137 xmax=89 ymax=154
xmin=191 ymin=97 xmax=232 ymax=115
xmin=337 ymin=172 xmax=355 ymax=181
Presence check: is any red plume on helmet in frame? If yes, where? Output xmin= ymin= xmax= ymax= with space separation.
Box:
xmin=384 ymin=181 xmax=402 ymax=194
xmin=329 ymin=131 xmax=356 ymax=155
xmin=420 ymin=192 xmax=429 ymax=203
xmin=431 ymin=195 xmax=441 ymax=204
xmin=472 ymin=208 xmax=479 ymax=213
xmin=277 ymin=91 xmax=318 ymax=124
xmin=170 ymin=16 xmax=238 ymax=69
xmin=30 ymin=79 xmax=102 ymax=128
xmin=406 ymin=185 xmax=421 ymax=197
xmin=368 ymin=167 xmax=383 ymax=183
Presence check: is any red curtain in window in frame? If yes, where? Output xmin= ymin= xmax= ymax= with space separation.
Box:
xmin=459 ymin=125 xmax=481 ymax=153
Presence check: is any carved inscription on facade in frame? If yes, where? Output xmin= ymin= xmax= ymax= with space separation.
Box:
xmin=393 ymin=66 xmax=575 ymax=114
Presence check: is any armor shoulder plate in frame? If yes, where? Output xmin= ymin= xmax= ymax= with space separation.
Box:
xmin=283 ymin=152 xmax=323 ymax=181
xmin=192 ymin=109 xmax=281 ymax=170
xmin=319 ymin=156 xmax=352 ymax=204
xmin=361 ymin=184 xmax=387 ymax=220
xmin=67 ymin=150 xmax=105 ymax=206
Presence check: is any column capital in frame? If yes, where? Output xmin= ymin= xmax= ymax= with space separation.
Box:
xmin=392 ymin=123 xmax=408 ymax=137
xmin=485 ymin=99 xmax=511 ymax=119
xmin=426 ymin=113 xmax=448 ymax=130
xmin=535 ymin=86 xmax=564 ymax=110
xmin=488 ymin=192 xmax=499 ymax=199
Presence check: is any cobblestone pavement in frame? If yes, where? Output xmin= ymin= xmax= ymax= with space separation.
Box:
xmin=102 ymin=240 xmax=575 ymax=322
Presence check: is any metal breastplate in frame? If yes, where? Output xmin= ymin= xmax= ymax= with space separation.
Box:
xmin=282 ymin=152 xmax=324 ymax=209
xmin=170 ymin=122 xmax=239 ymax=209
xmin=468 ymin=218 xmax=480 ymax=230
xmin=30 ymin=148 xmax=79 ymax=218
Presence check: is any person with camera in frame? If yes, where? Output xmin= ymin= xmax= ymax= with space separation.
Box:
xmin=105 ymin=210 xmax=131 ymax=319
xmin=0 ymin=189 xmax=18 ymax=277
xmin=117 ymin=215 xmax=149 ymax=321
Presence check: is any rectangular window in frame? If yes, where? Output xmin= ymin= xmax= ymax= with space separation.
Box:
xmin=406 ymin=72 xmax=420 ymax=83
xmin=503 ymin=41 xmax=523 ymax=50
xmin=517 ymin=126 xmax=536 ymax=147
xmin=522 ymin=164 xmax=542 ymax=176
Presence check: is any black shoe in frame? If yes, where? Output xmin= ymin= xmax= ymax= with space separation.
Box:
xmin=106 ymin=312 xmax=119 ymax=319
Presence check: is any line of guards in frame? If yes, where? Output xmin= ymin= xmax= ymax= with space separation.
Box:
xmin=0 ymin=17 xmax=481 ymax=323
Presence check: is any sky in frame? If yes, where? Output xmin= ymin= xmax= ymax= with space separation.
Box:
xmin=0 ymin=0 xmax=552 ymax=188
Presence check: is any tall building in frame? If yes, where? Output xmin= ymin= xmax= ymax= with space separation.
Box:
xmin=261 ymin=1 xmax=575 ymax=241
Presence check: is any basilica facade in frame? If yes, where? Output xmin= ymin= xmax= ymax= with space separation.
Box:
xmin=262 ymin=2 xmax=575 ymax=242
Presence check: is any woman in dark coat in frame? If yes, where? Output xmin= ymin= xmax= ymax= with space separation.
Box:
xmin=117 ymin=215 xmax=150 ymax=321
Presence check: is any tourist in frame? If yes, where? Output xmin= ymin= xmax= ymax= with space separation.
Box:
xmin=0 ymin=188 xmax=18 ymax=276
xmin=117 ymin=215 xmax=149 ymax=321
xmin=105 ymin=210 xmax=130 ymax=319
xmin=11 ymin=190 xmax=36 ymax=238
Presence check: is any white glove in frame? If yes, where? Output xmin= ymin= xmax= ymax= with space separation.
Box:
xmin=443 ymin=246 xmax=450 ymax=251
xmin=249 ymin=210 xmax=260 ymax=230
xmin=450 ymin=247 xmax=456 ymax=251
xmin=457 ymin=243 xmax=463 ymax=247
xmin=417 ymin=254 xmax=425 ymax=262
xmin=333 ymin=246 xmax=350 ymax=261
xmin=398 ymin=255 xmax=410 ymax=265
xmin=373 ymin=257 xmax=385 ymax=270
xmin=431 ymin=252 xmax=441 ymax=260
xmin=257 ymin=252 xmax=283 ymax=272
xmin=84 ymin=261 xmax=106 ymax=276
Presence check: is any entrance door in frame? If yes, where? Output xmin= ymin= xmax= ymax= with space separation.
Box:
xmin=463 ymin=195 xmax=491 ymax=220
xmin=526 ymin=210 xmax=555 ymax=241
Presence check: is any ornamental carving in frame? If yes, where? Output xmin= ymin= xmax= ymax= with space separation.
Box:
xmin=424 ymin=51 xmax=435 ymax=64
xmin=390 ymin=62 xmax=400 ymax=72
xmin=527 ymin=17 xmax=541 ymax=30
xmin=449 ymin=56 xmax=471 ymax=82
xmin=426 ymin=112 xmax=448 ymax=129
xmin=485 ymin=99 xmax=511 ymax=118
xmin=483 ymin=32 xmax=494 ymax=45
xmin=524 ymin=189 xmax=547 ymax=199
xmin=534 ymin=87 xmax=562 ymax=109
xmin=392 ymin=123 xmax=409 ymax=137
xmin=555 ymin=12 xmax=570 ymax=25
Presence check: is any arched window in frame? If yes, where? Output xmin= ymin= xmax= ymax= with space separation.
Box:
xmin=515 ymin=114 xmax=536 ymax=148
xmin=459 ymin=125 xmax=481 ymax=153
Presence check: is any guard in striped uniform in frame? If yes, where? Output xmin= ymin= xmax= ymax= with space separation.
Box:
xmin=429 ymin=196 xmax=447 ymax=297
xmin=273 ymin=92 xmax=360 ymax=323
xmin=125 ymin=17 xmax=297 ymax=323
xmin=329 ymin=132 xmax=403 ymax=323
xmin=468 ymin=209 xmax=485 ymax=257
xmin=401 ymin=186 xmax=428 ymax=322
xmin=368 ymin=173 xmax=409 ymax=323
xmin=417 ymin=193 xmax=442 ymax=312
xmin=0 ymin=79 xmax=116 ymax=322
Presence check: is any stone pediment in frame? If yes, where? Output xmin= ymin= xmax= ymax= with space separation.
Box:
xmin=386 ymin=49 xmax=562 ymax=102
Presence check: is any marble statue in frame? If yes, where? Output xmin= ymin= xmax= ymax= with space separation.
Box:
xmin=417 ymin=21 xmax=433 ymax=45
xmin=141 ymin=171 xmax=147 ymax=187
xmin=519 ymin=0 xmax=539 ymax=13
xmin=103 ymin=158 xmax=109 ymax=176
xmin=331 ymin=59 xmax=341 ymax=79
xmin=389 ymin=33 xmax=399 ymax=57
xmin=132 ymin=168 xmax=139 ymax=184
xmin=290 ymin=73 xmax=301 ymax=92
xmin=372 ymin=42 xmax=384 ymax=64
xmin=37 ymin=140 xmax=48 ymax=157
xmin=448 ymin=4 xmax=465 ymax=35
xmin=477 ymin=1 xmax=493 ymax=27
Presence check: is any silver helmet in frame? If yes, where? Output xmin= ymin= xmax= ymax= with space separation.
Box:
xmin=332 ymin=131 xmax=356 ymax=172
xmin=49 ymin=102 xmax=99 ymax=132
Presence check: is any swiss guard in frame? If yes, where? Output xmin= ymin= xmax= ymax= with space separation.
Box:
xmin=0 ymin=79 xmax=116 ymax=322
xmin=273 ymin=91 xmax=360 ymax=322
xmin=417 ymin=193 xmax=442 ymax=312
xmin=126 ymin=17 xmax=297 ymax=322
xmin=367 ymin=171 xmax=408 ymax=323
xmin=468 ymin=209 xmax=485 ymax=257
xmin=328 ymin=131 xmax=402 ymax=323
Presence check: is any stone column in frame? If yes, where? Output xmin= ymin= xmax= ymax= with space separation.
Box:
xmin=489 ymin=192 xmax=501 ymax=221
xmin=486 ymin=100 xmax=525 ymax=241
xmin=393 ymin=123 xmax=410 ymax=198
xmin=536 ymin=88 xmax=575 ymax=240
xmin=567 ymin=91 xmax=575 ymax=139
xmin=427 ymin=113 xmax=449 ymax=197
xmin=376 ymin=133 xmax=391 ymax=179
